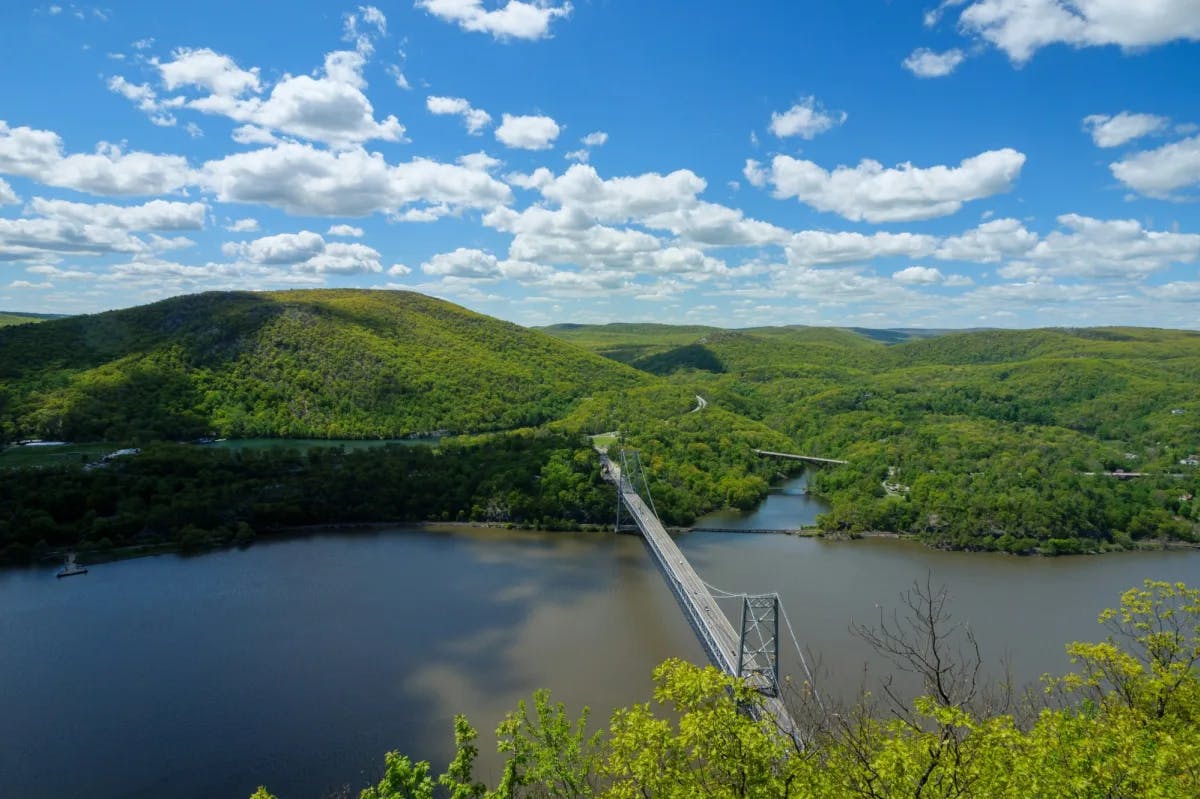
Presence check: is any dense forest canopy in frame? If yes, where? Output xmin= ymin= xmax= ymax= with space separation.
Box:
xmin=2 ymin=289 xmax=1199 ymax=556
xmin=546 ymin=321 xmax=1200 ymax=552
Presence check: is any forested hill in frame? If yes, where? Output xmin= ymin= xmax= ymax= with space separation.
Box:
xmin=546 ymin=322 xmax=1200 ymax=552
xmin=0 ymin=290 xmax=649 ymax=442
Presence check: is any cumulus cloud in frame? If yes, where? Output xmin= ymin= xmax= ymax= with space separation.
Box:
xmin=426 ymin=95 xmax=493 ymax=134
xmin=27 ymin=198 xmax=207 ymax=230
xmin=150 ymin=47 xmax=404 ymax=147
xmin=1083 ymin=111 xmax=1169 ymax=147
xmin=0 ymin=121 xmax=192 ymax=196
xmin=422 ymin=247 xmax=502 ymax=278
xmin=538 ymin=164 xmax=705 ymax=221
xmin=225 ymin=217 xmax=259 ymax=232
xmin=0 ymin=178 xmax=17 ymax=205
xmin=892 ymin=265 xmax=945 ymax=284
xmin=1109 ymin=134 xmax=1200 ymax=198
xmin=224 ymin=230 xmax=383 ymax=274
xmin=327 ymin=224 xmax=364 ymax=237
xmin=415 ymin=0 xmax=572 ymax=41
xmin=902 ymin=48 xmax=966 ymax=77
xmin=768 ymin=97 xmax=847 ymax=139
xmin=0 ymin=205 xmax=191 ymax=261
xmin=935 ymin=218 xmax=1038 ymax=262
xmin=199 ymin=141 xmax=512 ymax=217
xmin=786 ymin=230 xmax=937 ymax=266
xmin=745 ymin=148 xmax=1026 ymax=222
xmin=495 ymin=113 xmax=561 ymax=150
xmin=1019 ymin=213 xmax=1200 ymax=278
xmin=954 ymin=0 xmax=1200 ymax=63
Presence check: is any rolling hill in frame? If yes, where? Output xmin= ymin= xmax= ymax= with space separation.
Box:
xmin=0 ymin=290 xmax=650 ymax=442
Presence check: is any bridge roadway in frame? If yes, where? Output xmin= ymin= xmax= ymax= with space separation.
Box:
xmin=752 ymin=449 xmax=848 ymax=465
xmin=602 ymin=455 xmax=800 ymax=740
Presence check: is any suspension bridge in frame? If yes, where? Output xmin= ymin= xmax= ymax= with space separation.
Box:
xmin=600 ymin=450 xmax=812 ymax=741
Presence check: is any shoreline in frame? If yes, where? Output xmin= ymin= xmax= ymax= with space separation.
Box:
xmin=13 ymin=519 xmax=1200 ymax=573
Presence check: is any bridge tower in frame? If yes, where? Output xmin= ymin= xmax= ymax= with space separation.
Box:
xmin=615 ymin=449 xmax=656 ymax=532
xmin=737 ymin=594 xmax=781 ymax=696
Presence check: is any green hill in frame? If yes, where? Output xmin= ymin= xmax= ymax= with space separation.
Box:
xmin=0 ymin=290 xmax=650 ymax=442
xmin=544 ymin=322 xmax=1200 ymax=552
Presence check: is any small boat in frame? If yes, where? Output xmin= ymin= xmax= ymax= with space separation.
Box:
xmin=56 ymin=553 xmax=88 ymax=579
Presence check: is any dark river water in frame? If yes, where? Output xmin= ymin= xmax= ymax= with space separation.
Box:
xmin=3 ymin=483 xmax=1198 ymax=799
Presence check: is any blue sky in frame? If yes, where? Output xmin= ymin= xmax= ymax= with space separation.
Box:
xmin=2 ymin=1 xmax=1199 ymax=329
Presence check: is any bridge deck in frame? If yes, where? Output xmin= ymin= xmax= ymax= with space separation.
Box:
xmin=603 ymin=456 xmax=799 ymax=741
xmin=752 ymin=449 xmax=848 ymax=465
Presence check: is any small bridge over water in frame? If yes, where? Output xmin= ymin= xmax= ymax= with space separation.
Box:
xmin=600 ymin=450 xmax=803 ymax=741
xmin=753 ymin=449 xmax=848 ymax=466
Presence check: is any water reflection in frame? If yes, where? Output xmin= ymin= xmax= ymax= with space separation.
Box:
xmin=1 ymin=526 xmax=1196 ymax=799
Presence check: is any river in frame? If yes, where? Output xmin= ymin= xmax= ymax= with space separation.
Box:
xmin=2 ymin=489 xmax=1198 ymax=799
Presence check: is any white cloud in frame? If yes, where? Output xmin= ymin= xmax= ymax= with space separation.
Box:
xmin=155 ymin=47 xmax=404 ymax=147
xmin=200 ymin=142 xmax=512 ymax=217
xmin=1020 ymin=213 xmax=1200 ymax=278
xmin=457 ymin=151 xmax=502 ymax=172
xmin=935 ymin=217 xmax=1038 ymax=262
xmin=27 ymin=198 xmax=207 ymax=230
xmin=580 ymin=131 xmax=608 ymax=147
xmin=157 ymin=47 xmax=261 ymax=96
xmin=107 ymin=75 xmax=178 ymax=127
xmin=768 ymin=97 xmax=847 ymax=139
xmin=226 ymin=231 xmax=325 ymax=264
xmin=386 ymin=64 xmax=411 ymax=90
xmin=643 ymin=201 xmax=791 ymax=247
xmin=746 ymin=148 xmax=1026 ymax=222
xmin=327 ymin=224 xmax=364 ymax=237
xmin=224 ymin=230 xmax=383 ymax=274
xmin=1083 ymin=111 xmax=1169 ymax=147
xmin=426 ymin=95 xmax=493 ymax=134
xmin=231 ymin=125 xmax=278 ymax=145
xmin=902 ymin=48 xmax=966 ymax=77
xmin=0 ymin=215 xmax=157 ymax=260
xmin=422 ymin=247 xmax=502 ymax=278
xmin=538 ymin=164 xmax=705 ymax=221
xmin=565 ymin=131 xmax=608 ymax=163
xmin=1109 ymin=134 xmax=1200 ymax=198
xmin=300 ymin=242 xmax=384 ymax=274
xmin=387 ymin=263 xmax=411 ymax=276
xmin=495 ymin=113 xmax=561 ymax=150
xmin=0 ymin=121 xmax=193 ymax=196
xmin=415 ymin=0 xmax=572 ymax=41
xmin=0 ymin=178 xmax=17 ymax=205
xmin=344 ymin=4 xmax=387 ymax=49
xmin=225 ymin=217 xmax=259 ymax=232
xmin=956 ymin=0 xmax=1200 ymax=63
xmin=786 ymin=230 xmax=937 ymax=266
xmin=892 ymin=265 xmax=945 ymax=284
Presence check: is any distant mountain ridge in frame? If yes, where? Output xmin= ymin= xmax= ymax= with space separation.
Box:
xmin=0 ymin=311 xmax=68 ymax=327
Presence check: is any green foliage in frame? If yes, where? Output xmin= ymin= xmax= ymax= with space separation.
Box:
xmin=253 ymin=582 xmax=1200 ymax=799
xmin=552 ymin=322 xmax=1200 ymax=551
xmin=7 ymin=294 xmax=1200 ymax=551
xmin=0 ymin=432 xmax=617 ymax=561
xmin=0 ymin=290 xmax=648 ymax=442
